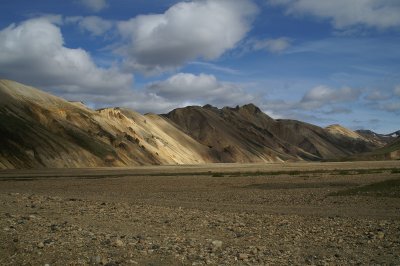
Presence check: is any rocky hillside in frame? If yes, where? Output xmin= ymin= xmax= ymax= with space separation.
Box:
xmin=0 ymin=79 xmax=387 ymax=168
xmin=165 ymin=105 xmax=380 ymax=162
xmin=0 ymin=79 xmax=210 ymax=168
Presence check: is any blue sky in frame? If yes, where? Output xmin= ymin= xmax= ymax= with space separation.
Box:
xmin=0 ymin=0 xmax=399 ymax=133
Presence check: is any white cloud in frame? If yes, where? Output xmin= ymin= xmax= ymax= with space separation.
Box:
xmin=0 ymin=18 xmax=132 ymax=95
xmin=117 ymin=0 xmax=258 ymax=74
xmin=394 ymin=86 xmax=400 ymax=97
xmin=80 ymin=0 xmax=108 ymax=12
xmin=147 ymin=73 xmax=257 ymax=107
xmin=323 ymin=107 xmax=352 ymax=115
xmin=59 ymin=72 xmax=258 ymax=114
xmin=251 ymin=37 xmax=292 ymax=53
xmin=382 ymin=102 xmax=400 ymax=112
xmin=259 ymin=85 xmax=362 ymax=120
xmin=269 ymin=0 xmax=400 ymax=29
xmin=66 ymin=16 xmax=113 ymax=36
xmin=58 ymin=89 xmax=176 ymax=114
xmin=189 ymin=62 xmax=241 ymax=75
xmin=300 ymin=85 xmax=361 ymax=109
xmin=365 ymin=90 xmax=391 ymax=101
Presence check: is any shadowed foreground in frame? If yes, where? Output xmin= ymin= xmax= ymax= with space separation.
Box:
xmin=1 ymin=161 xmax=400 ymax=265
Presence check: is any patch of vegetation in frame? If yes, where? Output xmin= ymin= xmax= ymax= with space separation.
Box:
xmin=2 ymin=168 xmax=400 ymax=181
xmin=331 ymin=168 xmax=387 ymax=175
xmin=330 ymin=179 xmax=400 ymax=198
xmin=247 ymin=182 xmax=353 ymax=190
xmin=211 ymin=173 xmax=224 ymax=177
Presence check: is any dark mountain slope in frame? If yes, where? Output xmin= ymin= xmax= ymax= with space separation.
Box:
xmin=165 ymin=104 xmax=379 ymax=162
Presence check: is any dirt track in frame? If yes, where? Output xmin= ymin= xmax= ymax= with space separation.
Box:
xmin=1 ymin=161 xmax=400 ymax=265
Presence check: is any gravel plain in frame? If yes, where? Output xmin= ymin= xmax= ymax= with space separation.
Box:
xmin=1 ymin=161 xmax=400 ymax=265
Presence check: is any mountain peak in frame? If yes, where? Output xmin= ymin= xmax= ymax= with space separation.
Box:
xmin=239 ymin=103 xmax=261 ymax=114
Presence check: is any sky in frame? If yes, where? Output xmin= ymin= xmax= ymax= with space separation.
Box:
xmin=0 ymin=0 xmax=399 ymax=133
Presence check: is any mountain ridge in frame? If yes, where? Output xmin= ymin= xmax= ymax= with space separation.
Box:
xmin=0 ymin=79 xmax=395 ymax=169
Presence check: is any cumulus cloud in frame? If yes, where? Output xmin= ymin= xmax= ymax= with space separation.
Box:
xmin=59 ymin=89 xmax=177 ymax=114
xmin=300 ymin=85 xmax=361 ymax=109
xmin=323 ymin=107 xmax=352 ymax=115
xmin=0 ymin=18 xmax=132 ymax=95
xmin=66 ymin=16 xmax=113 ymax=36
xmin=269 ymin=0 xmax=400 ymax=29
xmin=394 ymin=86 xmax=400 ymax=97
xmin=250 ymin=37 xmax=292 ymax=53
xmin=381 ymin=102 xmax=400 ymax=112
xmin=365 ymin=90 xmax=391 ymax=101
xmin=259 ymin=86 xmax=361 ymax=114
xmin=59 ymin=72 xmax=258 ymax=114
xmin=117 ymin=0 xmax=258 ymax=74
xmin=147 ymin=73 xmax=257 ymax=107
xmin=80 ymin=0 xmax=108 ymax=12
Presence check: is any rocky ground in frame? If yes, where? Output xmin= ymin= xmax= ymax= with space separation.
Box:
xmin=1 ymin=162 xmax=400 ymax=265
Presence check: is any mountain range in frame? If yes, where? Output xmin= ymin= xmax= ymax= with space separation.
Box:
xmin=0 ymin=79 xmax=399 ymax=169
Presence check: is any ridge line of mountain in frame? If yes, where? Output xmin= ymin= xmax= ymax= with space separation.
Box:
xmin=0 ymin=79 xmax=398 ymax=168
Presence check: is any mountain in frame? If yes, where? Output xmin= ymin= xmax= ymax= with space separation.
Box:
xmin=348 ymin=137 xmax=400 ymax=161
xmin=356 ymin=129 xmax=400 ymax=145
xmin=0 ymin=79 xmax=210 ymax=168
xmin=0 ymin=79 xmax=388 ymax=168
xmin=165 ymin=105 xmax=380 ymax=162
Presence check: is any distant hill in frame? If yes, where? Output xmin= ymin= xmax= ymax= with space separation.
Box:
xmin=0 ymin=79 xmax=389 ymax=168
xmin=356 ymin=129 xmax=399 ymax=146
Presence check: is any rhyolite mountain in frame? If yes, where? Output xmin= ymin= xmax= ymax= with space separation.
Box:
xmin=0 ymin=79 xmax=392 ymax=169
xmin=0 ymin=79 xmax=211 ymax=168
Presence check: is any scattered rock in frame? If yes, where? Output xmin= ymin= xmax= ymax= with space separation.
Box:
xmin=377 ymin=232 xmax=385 ymax=239
xmin=1 ymin=175 xmax=400 ymax=266
xmin=90 ymin=255 xmax=102 ymax=264
xmin=238 ymin=253 xmax=248 ymax=260
xmin=113 ymin=239 xmax=124 ymax=247
xmin=211 ymin=240 xmax=223 ymax=249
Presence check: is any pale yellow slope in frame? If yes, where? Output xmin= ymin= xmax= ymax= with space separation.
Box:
xmin=325 ymin=124 xmax=365 ymax=140
xmin=95 ymin=108 xmax=209 ymax=164
xmin=0 ymin=79 xmax=209 ymax=167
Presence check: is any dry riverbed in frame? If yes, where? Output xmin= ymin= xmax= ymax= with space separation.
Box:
xmin=1 ymin=161 xmax=400 ymax=265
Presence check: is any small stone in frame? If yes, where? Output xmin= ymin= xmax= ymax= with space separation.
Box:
xmin=211 ymin=240 xmax=223 ymax=249
xmin=250 ymin=248 xmax=258 ymax=255
xmin=377 ymin=232 xmax=385 ymax=239
xmin=37 ymin=242 xmax=45 ymax=248
xmin=90 ymin=255 xmax=102 ymax=264
xmin=43 ymin=239 xmax=53 ymax=245
xmin=113 ymin=239 xmax=124 ymax=247
xmin=238 ymin=253 xmax=248 ymax=260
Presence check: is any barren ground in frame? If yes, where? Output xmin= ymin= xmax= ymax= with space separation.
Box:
xmin=1 ymin=161 xmax=400 ymax=265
